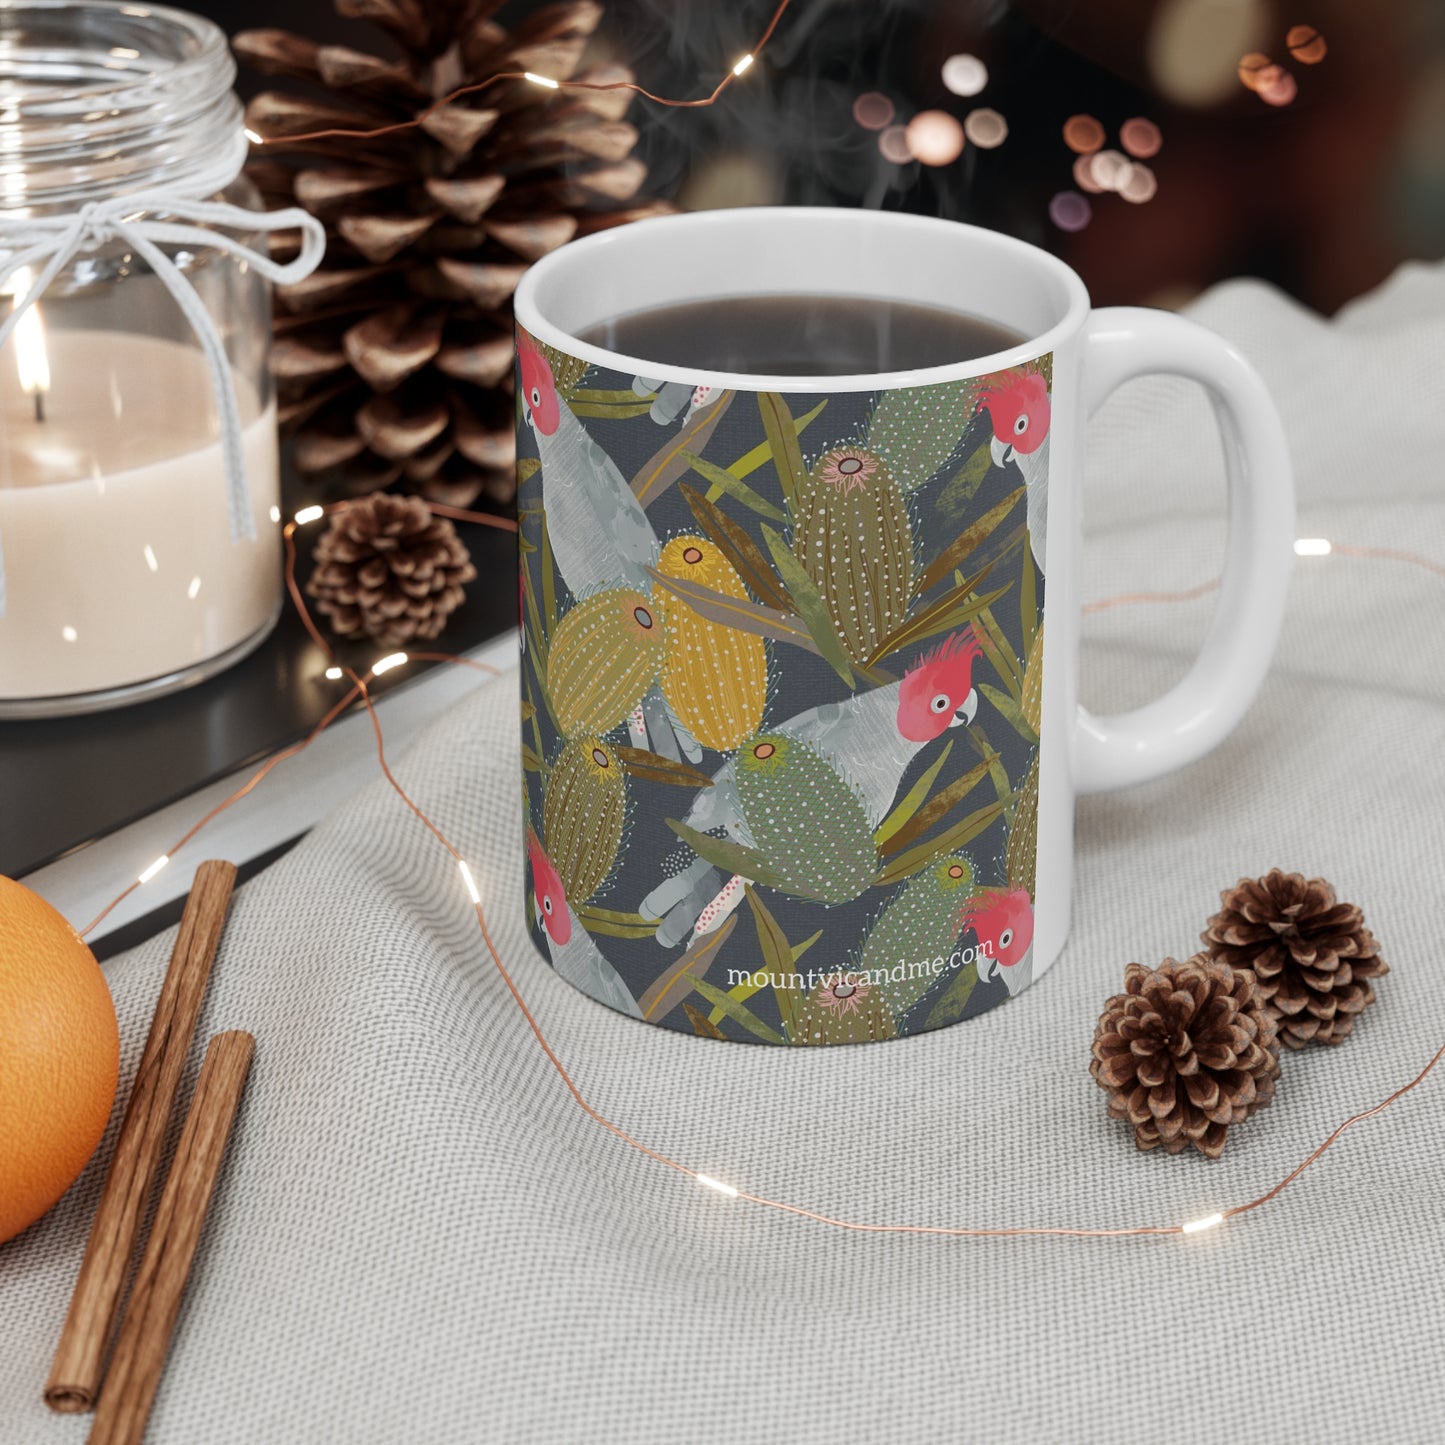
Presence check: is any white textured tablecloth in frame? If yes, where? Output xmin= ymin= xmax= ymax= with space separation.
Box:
xmin=3 ymin=264 xmax=1444 ymax=1444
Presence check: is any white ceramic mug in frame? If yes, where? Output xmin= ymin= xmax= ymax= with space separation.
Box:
xmin=513 ymin=208 xmax=1293 ymax=1044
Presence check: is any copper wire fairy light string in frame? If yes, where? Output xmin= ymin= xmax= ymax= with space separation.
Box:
xmin=247 ymin=0 xmax=796 ymax=148
xmin=77 ymin=497 xmax=1445 ymax=1241
xmin=76 ymin=505 xmax=518 ymax=938
xmin=1082 ymin=578 xmax=1221 ymax=614
xmin=1080 ymin=544 xmax=1445 ymax=617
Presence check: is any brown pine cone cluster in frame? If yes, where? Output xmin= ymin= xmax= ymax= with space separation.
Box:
xmin=1091 ymin=956 xmax=1281 ymax=1159
xmin=235 ymin=0 xmax=668 ymax=508
xmin=1201 ymin=870 xmax=1389 ymax=1050
xmin=307 ymin=493 xmax=476 ymax=646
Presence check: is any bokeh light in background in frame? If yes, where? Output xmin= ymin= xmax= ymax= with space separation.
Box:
xmin=1063 ymin=114 xmax=1106 ymax=154
xmin=528 ymin=0 xmax=1445 ymax=314
xmin=1049 ymin=191 xmax=1093 ymax=232
xmin=1119 ymin=164 xmax=1159 ymax=203
xmin=1257 ymin=66 xmax=1298 ymax=106
xmin=1237 ymin=52 xmax=1273 ymax=91
xmin=1119 ymin=118 xmax=1163 ymax=158
xmin=1073 ymin=153 xmax=1105 ymax=193
xmin=1287 ymin=24 xmax=1328 ymax=64
xmin=852 ymin=91 xmax=895 ymax=131
xmin=941 ymin=53 xmax=988 ymax=96
xmin=1088 ymin=148 xmax=1131 ymax=191
xmin=1148 ymin=0 xmax=1269 ymax=106
xmin=963 ymin=107 xmax=1009 ymax=148
xmin=905 ymin=109 xmax=966 ymax=165
xmin=878 ymin=125 xmax=913 ymax=163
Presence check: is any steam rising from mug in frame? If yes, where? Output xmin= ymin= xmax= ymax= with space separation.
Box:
xmin=604 ymin=0 xmax=984 ymax=211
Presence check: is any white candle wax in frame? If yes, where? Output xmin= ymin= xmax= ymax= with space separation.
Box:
xmin=0 ymin=330 xmax=281 ymax=702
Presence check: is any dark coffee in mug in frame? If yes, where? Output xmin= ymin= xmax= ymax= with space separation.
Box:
xmin=577 ymin=294 xmax=1025 ymax=375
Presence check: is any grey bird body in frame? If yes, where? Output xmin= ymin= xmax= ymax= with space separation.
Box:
xmin=537 ymin=403 xmax=659 ymax=598
xmin=546 ymin=906 xmax=644 ymax=1018
xmin=643 ymin=682 xmax=931 ymax=947
xmin=992 ymin=432 xmax=1050 ymax=574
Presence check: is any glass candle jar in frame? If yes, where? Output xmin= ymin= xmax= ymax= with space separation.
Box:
xmin=0 ymin=1 xmax=286 ymax=716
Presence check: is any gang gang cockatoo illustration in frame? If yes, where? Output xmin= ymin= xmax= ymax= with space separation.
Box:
xmin=517 ymin=333 xmax=1050 ymax=1043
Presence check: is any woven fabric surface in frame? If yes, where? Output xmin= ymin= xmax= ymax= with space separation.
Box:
xmin=2 ymin=264 xmax=1443 ymax=1444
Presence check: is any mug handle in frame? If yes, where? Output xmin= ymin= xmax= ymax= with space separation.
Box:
xmin=1074 ymin=307 xmax=1295 ymax=794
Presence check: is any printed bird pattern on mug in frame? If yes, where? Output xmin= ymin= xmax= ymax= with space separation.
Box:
xmin=517 ymin=331 xmax=1050 ymax=1044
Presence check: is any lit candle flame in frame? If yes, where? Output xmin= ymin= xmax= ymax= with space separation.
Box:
xmin=7 ymin=267 xmax=50 ymax=422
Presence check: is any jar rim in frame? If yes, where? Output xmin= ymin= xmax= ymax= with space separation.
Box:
xmin=0 ymin=0 xmax=242 ymax=210
xmin=0 ymin=0 xmax=230 ymax=114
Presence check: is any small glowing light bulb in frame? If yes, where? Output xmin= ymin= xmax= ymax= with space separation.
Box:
xmin=524 ymin=71 xmax=560 ymax=89
xmin=459 ymin=860 xmax=482 ymax=905
xmin=696 ymin=1174 xmax=739 ymax=1198
xmin=1181 ymin=1212 xmax=1224 ymax=1235
xmin=294 ymin=504 xmax=325 ymax=525
xmin=1294 ymin=538 xmax=1332 ymax=556
xmin=324 ymin=665 xmax=343 ymax=681
xmin=371 ymin=651 xmax=408 ymax=676
xmin=138 ymin=854 xmax=170 ymax=885
xmin=243 ymin=127 xmax=264 ymax=145
xmin=732 ymin=53 xmax=755 ymax=76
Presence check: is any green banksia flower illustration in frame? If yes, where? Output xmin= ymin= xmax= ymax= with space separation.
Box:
xmin=858 ymin=851 xmax=976 ymax=1017
xmin=866 ymin=377 xmax=981 ymax=490
xmin=791 ymin=971 xmax=898 ymax=1046
xmin=544 ymin=736 xmax=627 ymax=904
xmin=1006 ymin=753 xmax=1040 ymax=895
xmin=735 ymin=734 xmax=877 ymax=903
xmin=791 ymin=447 xmax=913 ymax=667
xmin=1021 ymin=624 xmax=1044 ymax=736
xmin=547 ymin=587 xmax=663 ymax=737
xmin=657 ymin=535 xmax=767 ymax=751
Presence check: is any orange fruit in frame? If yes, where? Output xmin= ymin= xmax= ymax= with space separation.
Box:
xmin=0 ymin=876 xmax=119 ymax=1245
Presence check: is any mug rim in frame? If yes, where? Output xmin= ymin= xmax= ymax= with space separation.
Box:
xmin=514 ymin=207 xmax=1091 ymax=393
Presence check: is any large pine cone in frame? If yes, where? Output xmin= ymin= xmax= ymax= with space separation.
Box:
xmin=307 ymin=493 xmax=476 ymax=646
xmin=1201 ymin=869 xmax=1388 ymax=1049
xmin=1091 ymin=956 xmax=1281 ymax=1159
xmin=235 ymin=0 xmax=668 ymax=508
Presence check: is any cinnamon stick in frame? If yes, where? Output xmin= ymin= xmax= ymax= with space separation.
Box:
xmin=46 ymin=860 xmax=238 ymax=1413
xmin=87 ymin=1032 xmax=255 ymax=1445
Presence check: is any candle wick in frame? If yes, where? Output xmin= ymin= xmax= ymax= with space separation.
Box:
xmin=33 ymin=390 xmax=45 ymax=424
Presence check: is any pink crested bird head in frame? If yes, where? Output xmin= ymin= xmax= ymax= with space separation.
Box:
xmin=961 ymin=888 xmax=1034 ymax=969
xmin=979 ymin=370 xmax=1050 ymax=459
xmin=897 ymin=628 xmax=983 ymax=742
xmin=527 ymin=830 xmax=571 ymax=944
xmin=518 ymin=335 xmax=560 ymax=436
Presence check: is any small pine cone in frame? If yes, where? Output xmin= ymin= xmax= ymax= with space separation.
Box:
xmin=307 ymin=493 xmax=476 ymax=647
xmin=1201 ymin=870 xmax=1389 ymax=1049
xmin=1091 ymin=956 xmax=1281 ymax=1159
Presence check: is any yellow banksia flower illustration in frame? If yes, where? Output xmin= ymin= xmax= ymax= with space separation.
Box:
xmin=657 ymin=535 xmax=767 ymax=751
xmin=547 ymin=587 xmax=663 ymax=737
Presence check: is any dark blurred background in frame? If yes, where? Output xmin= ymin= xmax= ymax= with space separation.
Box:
xmin=207 ymin=0 xmax=1444 ymax=315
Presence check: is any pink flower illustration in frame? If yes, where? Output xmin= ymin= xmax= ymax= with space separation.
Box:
xmin=817 ymin=448 xmax=878 ymax=493
xmin=816 ymin=972 xmax=872 ymax=1015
